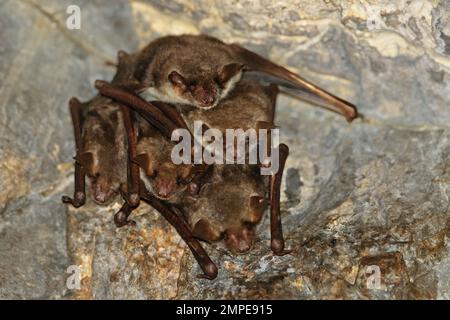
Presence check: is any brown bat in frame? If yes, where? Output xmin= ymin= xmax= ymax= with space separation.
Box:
xmin=130 ymin=34 xmax=357 ymax=121
xmin=97 ymin=77 xmax=291 ymax=257
xmin=181 ymin=82 xmax=290 ymax=255
xmin=182 ymin=164 xmax=267 ymax=254
xmin=61 ymin=96 xmax=127 ymax=206
xmin=181 ymin=147 xmax=290 ymax=256
xmin=62 ymin=51 xmax=141 ymax=207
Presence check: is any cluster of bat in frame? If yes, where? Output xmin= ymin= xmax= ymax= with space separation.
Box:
xmin=62 ymin=35 xmax=358 ymax=279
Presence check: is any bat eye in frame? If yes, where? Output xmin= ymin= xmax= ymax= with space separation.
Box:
xmin=177 ymin=174 xmax=192 ymax=185
xmin=221 ymin=231 xmax=228 ymax=240
xmin=168 ymin=71 xmax=187 ymax=90
xmin=213 ymin=76 xmax=223 ymax=88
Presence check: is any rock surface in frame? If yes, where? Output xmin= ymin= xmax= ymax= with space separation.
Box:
xmin=0 ymin=0 xmax=448 ymax=299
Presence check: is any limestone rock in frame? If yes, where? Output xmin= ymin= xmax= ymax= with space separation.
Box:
xmin=0 ymin=0 xmax=448 ymax=299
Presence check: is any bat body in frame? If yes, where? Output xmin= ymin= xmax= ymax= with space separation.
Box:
xmin=78 ymin=97 xmax=128 ymax=204
xmin=62 ymin=51 xmax=138 ymax=206
xmin=132 ymin=34 xmax=357 ymax=121
xmin=182 ymin=164 xmax=267 ymax=254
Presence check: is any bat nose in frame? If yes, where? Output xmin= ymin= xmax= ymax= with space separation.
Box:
xmin=94 ymin=191 xmax=106 ymax=203
xmin=154 ymin=179 xmax=176 ymax=199
xmin=201 ymin=95 xmax=215 ymax=106
xmin=92 ymin=183 xmax=115 ymax=204
xmin=193 ymin=86 xmax=216 ymax=107
xmin=226 ymin=228 xmax=254 ymax=253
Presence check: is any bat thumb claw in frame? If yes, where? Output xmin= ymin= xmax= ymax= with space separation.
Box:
xmin=117 ymin=50 xmax=129 ymax=61
xmin=69 ymin=97 xmax=81 ymax=106
xmin=61 ymin=195 xmax=72 ymax=204
xmin=94 ymin=80 xmax=107 ymax=89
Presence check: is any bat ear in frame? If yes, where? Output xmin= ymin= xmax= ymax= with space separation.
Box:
xmin=168 ymin=71 xmax=187 ymax=90
xmin=117 ymin=50 xmax=130 ymax=64
xmin=192 ymin=218 xmax=221 ymax=242
xmin=75 ymin=152 xmax=94 ymax=170
xmin=218 ymin=63 xmax=244 ymax=85
xmin=133 ymin=153 xmax=149 ymax=169
xmin=248 ymin=196 xmax=266 ymax=223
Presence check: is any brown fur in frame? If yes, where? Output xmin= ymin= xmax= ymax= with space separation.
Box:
xmin=135 ymin=35 xmax=243 ymax=109
xmin=74 ymin=51 xmax=139 ymax=204
xmin=182 ymin=80 xmax=275 ymax=131
xmin=134 ymin=80 xmax=275 ymax=202
xmin=182 ymin=165 xmax=268 ymax=254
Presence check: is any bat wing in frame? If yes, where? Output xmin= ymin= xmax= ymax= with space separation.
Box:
xmin=230 ymin=44 xmax=358 ymax=121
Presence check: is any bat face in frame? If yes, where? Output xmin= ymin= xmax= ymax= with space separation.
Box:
xmin=185 ymin=165 xmax=267 ymax=254
xmin=139 ymin=156 xmax=194 ymax=201
xmin=135 ymin=35 xmax=244 ymax=110
xmin=80 ymin=100 xmax=127 ymax=204
xmin=141 ymin=63 xmax=243 ymax=110
xmin=135 ymin=119 xmax=195 ymax=201
xmin=167 ymin=62 xmax=245 ymax=109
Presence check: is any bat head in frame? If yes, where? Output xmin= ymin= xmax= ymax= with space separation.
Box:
xmin=135 ymin=132 xmax=198 ymax=201
xmin=145 ymin=160 xmax=194 ymax=201
xmin=76 ymin=149 xmax=124 ymax=205
xmin=90 ymin=171 xmax=120 ymax=204
xmin=134 ymin=35 xmax=246 ymax=109
xmin=166 ymin=63 xmax=244 ymax=109
xmin=187 ymin=165 xmax=267 ymax=254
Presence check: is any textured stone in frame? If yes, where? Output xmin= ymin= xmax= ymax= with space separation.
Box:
xmin=0 ymin=0 xmax=448 ymax=299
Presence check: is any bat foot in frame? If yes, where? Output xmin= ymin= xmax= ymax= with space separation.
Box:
xmin=114 ymin=209 xmax=136 ymax=228
xmin=62 ymin=192 xmax=85 ymax=208
xmin=94 ymin=80 xmax=107 ymax=89
xmin=271 ymin=239 xmax=291 ymax=256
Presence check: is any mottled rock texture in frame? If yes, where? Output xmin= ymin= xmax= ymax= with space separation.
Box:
xmin=0 ymin=0 xmax=448 ymax=299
